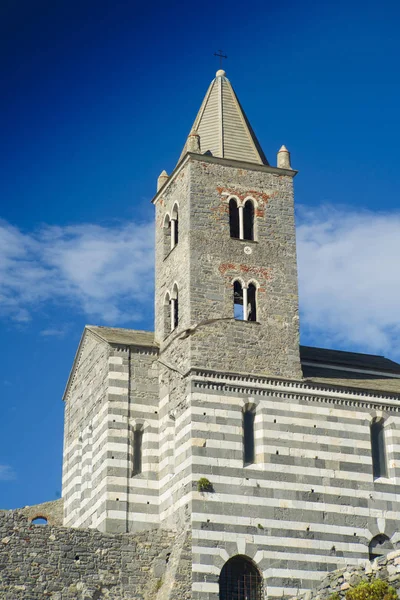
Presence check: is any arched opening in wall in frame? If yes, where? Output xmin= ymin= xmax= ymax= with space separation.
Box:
xmin=171 ymin=284 xmax=179 ymax=330
xmin=219 ymin=555 xmax=262 ymax=600
xmin=369 ymin=534 xmax=393 ymax=561
xmin=164 ymin=292 xmax=171 ymax=338
xmin=229 ymin=198 xmax=240 ymax=239
xmin=164 ymin=214 xmax=171 ymax=258
xmin=233 ymin=281 xmax=244 ymax=320
xmin=172 ymin=204 xmax=179 ymax=247
xmin=243 ymin=408 xmax=255 ymax=465
xmin=243 ymin=200 xmax=254 ymax=241
xmin=133 ymin=427 xmax=143 ymax=476
xmin=31 ymin=517 xmax=48 ymax=525
xmin=371 ymin=419 xmax=388 ymax=479
xmin=247 ymin=283 xmax=257 ymax=322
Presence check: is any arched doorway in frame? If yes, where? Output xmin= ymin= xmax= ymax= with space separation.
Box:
xmin=219 ymin=555 xmax=262 ymax=600
xmin=369 ymin=534 xmax=393 ymax=561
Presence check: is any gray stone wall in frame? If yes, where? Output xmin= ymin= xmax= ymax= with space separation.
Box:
xmin=299 ymin=548 xmax=400 ymax=600
xmin=154 ymin=154 xmax=302 ymax=379
xmin=187 ymin=157 xmax=301 ymax=379
xmin=0 ymin=510 xmax=191 ymax=600
xmin=18 ymin=498 xmax=64 ymax=526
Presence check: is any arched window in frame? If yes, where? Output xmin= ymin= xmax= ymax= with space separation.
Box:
xmin=133 ymin=427 xmax=143 ymax=476
xmin=164 ymin=214 xmax=171 ymax=258
xmin=371 ymin=419 xmax=387 ymax=479
xmin=247 ymin=283 xmax=257 ymax=322
xmin=243 ymin=408 xmax=255 ymax=465
xmin=229 ymin=198 xmax=240 ymax=239
xmin=171 ymin=204 xmax=179 ymax=248
xmin=31 ymin=517 xmax=48 ymax=525
xmin=171 ymin=284 xmax=179 ymax=330
xmin=219 ymin=556 xmax=262 ymax=600
xmin=243 ymin=200 xmax=254 ymax=241
xmin=164 ymin=292 xmax=171 ymax=338
xmin=369 ymin=534 xmax=393 ymax=561
xmin=234 ymin=281 xmax=244 ymax=320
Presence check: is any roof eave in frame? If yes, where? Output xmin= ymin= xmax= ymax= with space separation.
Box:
xmin=152 ymin=152 xmax=297 ymax=205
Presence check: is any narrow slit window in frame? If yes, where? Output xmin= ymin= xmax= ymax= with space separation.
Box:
xmin=172 ymin=205 xmax=179 ymax=248
xmin=229 ymin=199 xmax=240 ymax=239
xmin=172 ymin=285 xmax=179 ymax=329
xmin=243 ymin=409 xmax=255 ymax=465
xmin=174 ymin=217 xmax=179 ymax=246
xmin=234 ymin=281 xmax=244 ymax=320
xmin=164 ymin=293 xmax=171 ymax=337
xmin=164 ymin=215 xmax=171 ymax=258
xmin=247 ymin=283 xmax=257 ymax=322
xmin=243 ymin=200 xmax=254 ymax=241
xmin=133 ymin=429 xmax=143 ymax=475
xmin=370 ymin=419 xmax=387 ymax=479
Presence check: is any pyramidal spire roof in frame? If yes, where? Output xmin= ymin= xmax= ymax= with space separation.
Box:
xmin=178 ymin=70 xmax=269 ymax=166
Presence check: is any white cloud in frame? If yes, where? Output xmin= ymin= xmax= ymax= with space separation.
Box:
xmin=297 ymin=205 xmax=400 ymax=358
xmin=1 ymin=207 xmax=400 ymax=360
xmin=0 ymin=465 xmax=16 ymax=481
xmin=0 ymin=219 xmax=154 ymax=324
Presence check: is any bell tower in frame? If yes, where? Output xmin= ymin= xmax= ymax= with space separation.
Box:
xmin=153 ymin=69 xmax=302 ymax=380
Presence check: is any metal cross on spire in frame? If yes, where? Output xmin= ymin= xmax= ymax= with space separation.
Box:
xmin=214 ymin=50 xmax=227 ymax=68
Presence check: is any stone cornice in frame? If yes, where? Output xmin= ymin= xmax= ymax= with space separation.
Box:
xmin=152 ymin=152 xmax=296 ymax=205
xmin=188 ymin=368 xmax=400 ymax=412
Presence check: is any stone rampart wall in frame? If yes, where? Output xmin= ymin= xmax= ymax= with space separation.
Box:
xmin=0 ymin=510 xmax=191 ymax=600
xmin=300 ymin=549 xmax=400 ymax=600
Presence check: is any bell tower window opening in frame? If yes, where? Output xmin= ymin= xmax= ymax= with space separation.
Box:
xmin=247 ymin=283 xmax=257 ymax=322
xmin=171 ymin=204 xmax=179 ymax=248
xmin=243 ymin=200 xmax=254 ymax=241
xmin=171 ymin=285 xmax=179 ymax=330
xmin=243 ymin=408 xmax=255 ymax=465
xmin=219 ymin=555 xmax=262 ymax=600
xmin=164 ymin=214 xmax=172 ymax=258
xmin=229 ymin=198 xmax=240 ymax=239
xmin=371 ymin=419 xmax=388 ymax=479
xmin=133 ymin=428 xmax=143 ymax=476
xmin=234 ymin=281 xmax=245 ymax=320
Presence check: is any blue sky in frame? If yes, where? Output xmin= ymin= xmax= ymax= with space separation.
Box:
xmin=1 ymin=0 xmax=400 ymax=509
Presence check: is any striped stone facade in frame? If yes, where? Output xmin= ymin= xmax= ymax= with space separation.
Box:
xmin=188 ymin=370 xmax=400 ymax=599
xmin=62 ymin=338 xmax=400 ymax=597
xmin=63 ymin=327 xmax=160 ymax=533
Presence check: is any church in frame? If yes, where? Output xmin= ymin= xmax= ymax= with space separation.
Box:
xmin=61 ymin=69 xmax=400 ymax=599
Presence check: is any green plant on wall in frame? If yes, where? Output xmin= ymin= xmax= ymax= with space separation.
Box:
xmin=330 ymin=580 xmax=397 ymax=600
xmin=197 ymin=477 xmax=213 ymax=492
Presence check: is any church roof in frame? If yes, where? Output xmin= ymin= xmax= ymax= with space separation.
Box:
xmin=300 ymin=345 xmax=400 ymax=375
xmin=86 ymin=325 xmax=157 ymax=348
xmin=64 ymin=326 xmax=400 ymax=398
xmin=178 ymin=69 xmax=269 ymax=166
xmin=301 ymin=345 xmax=400 ymax=395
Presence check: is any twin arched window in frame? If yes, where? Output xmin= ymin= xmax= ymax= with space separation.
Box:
xmin=229 ymin=198 xmax=255 ymax=241
xmin=371 ymin=418 xmax=387 ymax=479
xmin=164 ymin=285 xmax=179 ymax=337
xmin=163 ymin=205 xmax=179 ymax=258
xmin=233 ymin=281 xmax=257 ymax=321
